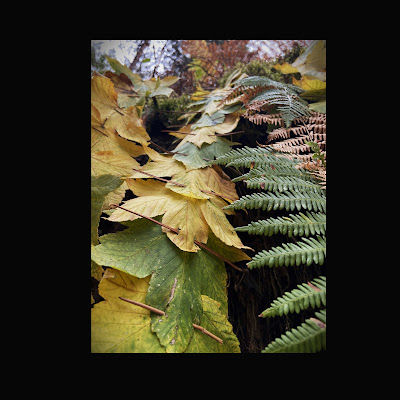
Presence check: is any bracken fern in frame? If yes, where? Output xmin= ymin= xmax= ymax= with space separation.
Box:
xmin=215 ymin=76 xmax=326 ymax=353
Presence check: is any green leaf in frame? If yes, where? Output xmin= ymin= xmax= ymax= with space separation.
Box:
xmin=91 ymin=218 xmax=230 ymax=353
xmin=173 ymin=138 xmax=236 ymax=169
xmin=91 ymin=175 xmax=123 ymax=280
xmin=91 ymin=175 xmax=124 ymax=245
xmin=142 ymin=58 xmax=151 ymax=63
xmin=309 ymin=100 xmax=326 ymax=113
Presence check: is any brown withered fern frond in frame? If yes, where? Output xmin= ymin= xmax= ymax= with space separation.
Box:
xmin=246 ymin=113 xmax=286 ymax=126
xmin=266 ymin=112 xmax=326 ymax=156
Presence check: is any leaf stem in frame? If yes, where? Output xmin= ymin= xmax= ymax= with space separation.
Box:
xmin=161 ymin=129 xmax=196 ymax=135
xmin=119 ymin=297 xmax=223 ymax=344
xmin=119 ymin=297 xmax=165 ymax=315
xmin=131 ymin=168 xmax=186 ymax=187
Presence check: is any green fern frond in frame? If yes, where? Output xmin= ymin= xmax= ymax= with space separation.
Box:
xmin=248 ymin=87 xmax=310 ymax=127
xmin=247 ymin=235 xmax=326 ymax=268
xmin=213 ymin=145 xmax=300 ymax=169
xmin=259 ymin=276 xmax=326 ymax=318
xmin=261 ymin=310 xmax=326 ymax=353
xmin=224 ymin=190 xmax=326 ymax=213
xmin=244 ymin=175 xmax=324 ymax=194
xmin=231 ymin=165 xmax=314 ymax=182
xmin=213 ymin=146 xmax=274 ymax=165
xmin=221 ymin=76 xmax=310 ymax=127
xmin=226 ymin=156 xmax=297 ymax=169
xmin=235 ymin=211 xmax=326 ymax=237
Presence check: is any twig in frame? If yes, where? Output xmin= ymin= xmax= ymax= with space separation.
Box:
xmin=214 ymin=131 xmax=244 ymax=137
xmin=149 ymin=141 xmax=188 ymax=157
xmin=159 ymin=110 xmax=199 ymax=114
xmin=192 ymin=324 xmax=223 ymax=343
xmin=119 ymin=297 xmax=165 ymax=315
xmin=132 ymin=168 xmax=185 ymax=187
xmin=119 ymin=297 xmax=223 ymax=344
xmin=111 ymin=205 xmax=179 ymax=234
xmin=110 ymin=204 xmax=244 ymax=272
xmin=161 ymin=129 xmax=196 ymax=135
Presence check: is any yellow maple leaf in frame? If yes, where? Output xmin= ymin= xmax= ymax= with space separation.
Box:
xmin=129 ymin=148 xmax=187 ymax=179
xmin=292 ymin=76 xmax=326 ymax=91
xmin=91 ymin=75 xmax=150 ymax=145
xmin=108 ymin=169 xmax=248 ymax=253
xmin=91 ymin=103 xmax=145 ymax=177
xmin=91 ymin=75 xmax=119 ymax=120
xmin=91 ymin=269 xmax=165 ymax=353
xmin=165 ymin=169 xmax=210 ymax=200
xmin=105 ymin=106 xmax=150 ymax=145
xmin=273 ymin=62 xmax=300 ymax=74
xmin=92 ymin=105 xmax=146 ymax=159
xmin=200 ymin=200 xmax=249 ymax=249
xmin=91 ymin=128 xmax=140 ymax=177
xmin=163 ymin=197 xmax=209 ymax=252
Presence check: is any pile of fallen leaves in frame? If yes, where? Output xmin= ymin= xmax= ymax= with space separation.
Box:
xmin=91 ymin=59 xmax=251 ymax=353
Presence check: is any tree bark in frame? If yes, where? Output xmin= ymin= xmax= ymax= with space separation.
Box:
xmin=129 ymin=40 xmax=150 ymax=71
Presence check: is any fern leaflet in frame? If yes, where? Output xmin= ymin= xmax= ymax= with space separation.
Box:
xmin=244 ymin=175 xmax=324 ymax=194
xmin=235 ymin=211 xmax=326 ymax=237
xmin=261 ymin=310 xmax=326 ymax=353
xmin=224 ymin=190 xmax=326 ymax=213
xmin=259 ymin=276 xmax=326 ymax=317
xmin=247 ymin=235 xmax=326 ymax=268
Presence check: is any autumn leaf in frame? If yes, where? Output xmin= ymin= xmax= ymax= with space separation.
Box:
xmin=172 ymin=138 xmax=236 ymax=169
xmin=145 ymin=76 xmax=180 ymax=98
xmin=292 ymin=75 xmax=326 ymax=91
xmin=293 ymin=76 xmax=326 ymax=102
xmin=91 ymin=128 xmax=141 ymax=177
xmin=105 ymin=56 xmax=143 ymax=91
xmin=273 ymin=62 xmax=300 ymax=74
xmin=108 ymin=166 xmax=247 ymax=252
xmin=129 ymin=147 xmax=186 ymax=178
xmin=291 ymin=40 xmax=326 ymax=81
xmin=103 ymin=71 xmax=141 ymax=109
xmin=102 ymin=181 xmax=129 ymax=212
xmin=91 ymin=269 xmax=240 ymax=353
xmin=91 ymin=75 xmax=150 ymax=145
xmin=162 ymin=196 xmax=209 ymax=252
xmin=91 ymin=104 xmax=146 ymax=158
xmin=186 ymin=295 xmax=240 ymax=353
xmin=165 ymin=169 xmax=210 ymax=200
xmin=176 ymin=113 xmax=240 ymax=148
xmin=105 ymin=105 xmax=150 ymax=145
xmin=91 ymin=218 xmax=231 ymax=352
xmin=91 ymin=75 xmax=119 ymax=120
xmin=91 ymin=269 xmax=165 ymax=353
xmin=200 ymin=199 xmax=245 ymax=248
